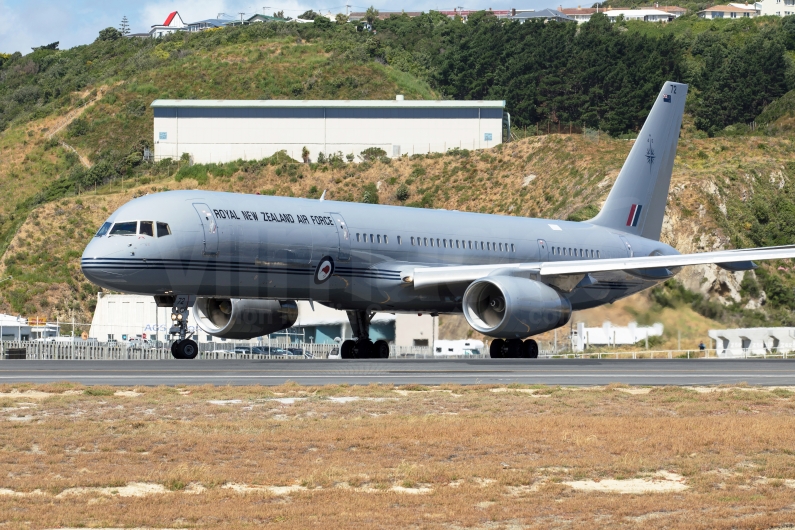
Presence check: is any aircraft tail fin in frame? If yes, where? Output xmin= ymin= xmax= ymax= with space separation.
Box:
xmin=590 ymin=81 xmax=687 ymax=241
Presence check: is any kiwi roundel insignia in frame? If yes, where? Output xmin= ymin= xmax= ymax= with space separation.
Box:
xmin=314 ymin=256 xmax=335 ymax=284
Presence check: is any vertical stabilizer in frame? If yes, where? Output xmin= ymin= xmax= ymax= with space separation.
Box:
xmin=591 ymin=81 xmax=687 ymax=240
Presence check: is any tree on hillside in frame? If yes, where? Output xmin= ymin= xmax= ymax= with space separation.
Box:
xmin=299 ymin=10 xmax=319 ymax=20
xmin=32 ymin=42 xmax=59 ymax=51
xmin=273 ymin=10 xmax=285 ymax=18
xmin=336 ymin=13 xmax=349 ymax=24
xmin=119 ymin=15 xmax=130 ymax=36
xmin=97 ymin=27 xmax=122 ymax=41
xmin=365 ymin=6 xmax=379 ymax=24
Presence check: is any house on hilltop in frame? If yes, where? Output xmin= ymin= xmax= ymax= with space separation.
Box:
xmin=697 ymin=4 xmax=759 ymax=18
xmin=149 ymin=11 xmax=186 ymax=38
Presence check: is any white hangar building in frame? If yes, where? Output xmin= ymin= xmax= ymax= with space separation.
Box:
xmin=151 ymin=98 xmax=506 ymax=164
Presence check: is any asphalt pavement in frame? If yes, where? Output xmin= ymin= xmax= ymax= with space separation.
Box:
xmin=1 ymin=358 xmax=794 ymax=386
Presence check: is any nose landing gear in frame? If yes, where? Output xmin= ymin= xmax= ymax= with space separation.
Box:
xmin=340 ymin=310 xmax=390 ymax=359
xmin=169 ymin=295 xmax=198 ymax=360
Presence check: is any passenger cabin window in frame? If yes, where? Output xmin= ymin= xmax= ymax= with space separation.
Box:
xmin=110 ymin=221 xmax=137 ymax=236
xmin=397 ymin=236 xmax=402 ymax=245
xmin=356 ymin=233 xmax=361 ymax=242
xmin=95 ymin=222 xmax=112 ymax=238
xmin=511 ymin=244 xmax=515 ymax=252
xmin=139 ymin=221 xmax=154 ymax=237
xmin=384 ymin=235 xmax=389 ymax=244
xmin=377 ymin=235 xmax=381 ymax=244
xmin=411 ymin=237 xmax=415 ymax=245
xmin=156 ymin=222 xmax=171 ymax=238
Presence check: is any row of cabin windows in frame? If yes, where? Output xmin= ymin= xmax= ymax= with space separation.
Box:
xmin=413 ymin=237 xmax=515 ymax=252
xmin=552 ymin=246 xmax=600 ymax=259
xmin=355 ymin=232 xmax=516 ymax=252
xmin=356 ymin=233 xmax=516 ymax=252
xmin=356 ymin=233 xmax=389 ymax=244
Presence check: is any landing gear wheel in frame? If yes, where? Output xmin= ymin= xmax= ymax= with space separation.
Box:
xmin=490 ymin=339 xmax=505 ymax=358
xmin=171 ymin=339 xmax=198 ymax=360
xmin=354 ymin=339 xmax=373 ymax=359
xmin=523 ymin=339 xmax=539 ymax=359
xmin=505 ymin=339 xmax=523 ymax=358
xmin=341 ymin=340 xmax=356 ymax=359
xmin=373 ymin=340 xmax=390 ymax=359
xmin=171 ymin=341 xmax=185 ymax=360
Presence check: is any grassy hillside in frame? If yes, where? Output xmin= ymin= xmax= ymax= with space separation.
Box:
xmin=3 ymin=131 xmax=795 ymax=335
xmin=2 ymin=19 xmax=795 ymax=338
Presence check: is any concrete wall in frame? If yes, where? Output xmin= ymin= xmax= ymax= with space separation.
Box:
xmin=708 ymin=327 xmax=795 ymax=357
xmin=152 ymin=103 xmax=504 ymax=163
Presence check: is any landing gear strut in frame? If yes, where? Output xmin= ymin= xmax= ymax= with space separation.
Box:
xmin=340 ymin=310 xmax=390 ymax=359
xmin=169 ymin=295 xmax=198 ymax=360
xmin=490 ymin=338 xmax=538 ymax=359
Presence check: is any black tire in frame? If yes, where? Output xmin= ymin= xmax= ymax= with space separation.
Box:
xmin=340 ymin=340 xmax=356 ymax=359
xmin=354 ymin=339 xmax=373 ymax=359
xmin=171 ymin=341 xmax=186 ymax=360
xmin=490 ymin=339 xmax=505 ymax=358
xmin=505 ymin=339 xmax=523 ymax=358
xmin=526 ymin=339 xmax=539 ymax=359
xmin=373 ymin=339 xmax=390 ymax=359
xmin=180 ymin=339 xmax=199 ymax=359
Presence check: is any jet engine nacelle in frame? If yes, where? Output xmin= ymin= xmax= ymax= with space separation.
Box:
xmin=462 ymin=276 xmax=571 ymax=339
xmin=193 ymin=298 xmax=298 ymax=340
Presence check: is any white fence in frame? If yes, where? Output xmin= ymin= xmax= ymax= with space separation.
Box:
xmin=0 ymin=341 xmax=435 ymax=361
xmin=3 ymin=341 xmax=793 ymax=361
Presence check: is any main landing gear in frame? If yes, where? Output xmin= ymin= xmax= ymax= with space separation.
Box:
xmin=489 ymin=339 xmax=539 ymax=359
xmin=169 ymin=296 xmax=198 ymax=360
xmin=340 ymin=310 xmax=390 ymax=359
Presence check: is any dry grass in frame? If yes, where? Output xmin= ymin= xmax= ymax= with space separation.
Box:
xmin=1 ymin=383 xmax=795 ymax=528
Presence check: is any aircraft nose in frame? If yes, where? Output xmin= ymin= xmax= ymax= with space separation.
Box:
xmin=81 ymin=238 xmax=128 ymax=289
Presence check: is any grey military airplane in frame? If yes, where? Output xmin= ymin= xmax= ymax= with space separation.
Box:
xmin=81 ymin=81 xmax=795 ymax=359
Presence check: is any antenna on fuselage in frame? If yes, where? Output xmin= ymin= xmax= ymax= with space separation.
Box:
xmin=319 ymin=190 xmax=326 ymax=201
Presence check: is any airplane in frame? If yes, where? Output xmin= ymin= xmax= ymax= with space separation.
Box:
xmin=81 ymin=81 xmax=795 ymax=359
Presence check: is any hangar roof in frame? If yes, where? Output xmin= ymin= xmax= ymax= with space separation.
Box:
xmin=151 ymin=99 xmax=505 ymax=109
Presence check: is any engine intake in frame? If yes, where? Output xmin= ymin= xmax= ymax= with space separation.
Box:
xmin=193 ymin=298 xmax=298 ymax=340
xmin=463 ymin=276 xmax=571 ymax=339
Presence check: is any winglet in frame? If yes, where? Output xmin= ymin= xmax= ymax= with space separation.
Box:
xmin=319 ymin=190 xmax=326 ymax=201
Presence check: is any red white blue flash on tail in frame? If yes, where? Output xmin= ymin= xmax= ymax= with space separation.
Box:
xmin=626 ymin=204 xmax=643 ymax=227
xmin=663 ymin=94 xmax=671 ymax=103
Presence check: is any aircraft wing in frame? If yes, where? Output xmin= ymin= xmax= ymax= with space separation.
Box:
xmin=411 ymin=245 xmax=795 ymax=289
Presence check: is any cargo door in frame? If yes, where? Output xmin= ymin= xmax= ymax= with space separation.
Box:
xmin=193 ymin=203 xmax=219 ymax=256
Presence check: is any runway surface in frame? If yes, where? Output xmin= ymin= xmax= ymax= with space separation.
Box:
xmin=1 ymin=358 xmax=794 ymax=386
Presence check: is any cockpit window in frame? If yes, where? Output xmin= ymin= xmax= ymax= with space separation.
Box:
xmin=95 ymin=222 xmax=112 ymax=238
xmin=109 ymin=222 xmax=137 ymax=236
xmin=156 ymin=222 xmax=171 ymax=238
xmin=139 ymin=221 xmax=154 ymax=237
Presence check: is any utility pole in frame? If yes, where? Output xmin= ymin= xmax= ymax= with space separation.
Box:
xmin=239 ymin=12 xmax=246 ymax=23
